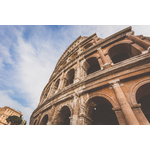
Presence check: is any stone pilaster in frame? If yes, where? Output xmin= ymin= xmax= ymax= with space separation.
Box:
xmin=57 ymin=71 xmax=65 ymax=90
xmin=112 ymin=107 xmax=127 ymax=125
xmin=47 ymin=105 xmax=56 ymax=125
xmin=97 ymin=48 xmax=112 ymax=69
xmin=71 ymin=92 xmax=79 ymax=125
xmin=109 ymin=79 xmax=139 ymax=125
xmin=131 ymin=104 xmax=149 ymax=125
xmin=74 ymin=60 xmax=81 ymax=83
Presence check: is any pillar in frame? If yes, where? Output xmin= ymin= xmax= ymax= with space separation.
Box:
xmin=74 ymin=60 xmax=81 ymax=83
xmin=97 ymin=48 xmax=112 ymax=69
xmin=109 ymin=79 xmax=139 ymax=125
xmin=131 ymin=104 xmax=149 ymax=125
xmin=127 ymin=35 xmax=150 ymax=50
xmin=112 ymin=107 xmax=127 ymax=125
xmin=57 ymin=71 xmax=65 ymax=90
xmin=47 ymin=105 xmax=56 ymax=125
xmin=81 ymin=59 xmax=90 ymax=76
xmin=72 ymin=93 xmax=79 ymax=125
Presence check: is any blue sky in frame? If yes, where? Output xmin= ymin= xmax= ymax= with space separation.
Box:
xmin=1 ymin=25 xmax=150 ymax=124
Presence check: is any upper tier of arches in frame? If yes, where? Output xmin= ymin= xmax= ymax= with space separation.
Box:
xmin=39 ymin=33 xmax=150 ymax=105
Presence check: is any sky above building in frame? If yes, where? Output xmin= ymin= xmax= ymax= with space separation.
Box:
xmin=0 ymin=25 xmax=150 ymax=124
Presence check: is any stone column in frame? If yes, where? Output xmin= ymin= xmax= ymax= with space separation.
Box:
xmin=97 ymin=48 xmax=112 ymax=69
xmin=109 ymin=79 xmax=139 ymax=125
xmin=47 ymin=82 xmax=55 ymax=97
xmin=74 ymin=60 xmax=81 ymax=83
xmin=47 ymin=105 xmax=56 ymax=125
xmin=132 ymin=104 xmax=149 ymax=125
xmin=112 ymin=107 xmax=127 ymax=125
xmin=37 ymin=113 xmax=42 ymax=125
xmin=72 ymin=93 xmax=79 ymax=125
xmin=127 ymin=35 xmax=150 ymax=50
xmin=81 ymin=59 xmax=90 ymax=76
xmin=63 ymin=78 xmax=68 ymax=87
xmin=57 ymin=71 xmax=65 ymax=90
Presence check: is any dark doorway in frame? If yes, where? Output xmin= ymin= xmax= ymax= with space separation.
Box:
xmin=136 ymin=83 xmax=150 ymax=122
xmin=57 ymin=106 xmax=71 ymax=125
xmin=40 ymin=114 xmax=48 ymax=125
xmin=65 ymin=69 xmax=75 ymax=86
xmin=88 ymin=97 xmax=119 ymax=125
xmin=87 ymin=57 xmax=101 ymax=75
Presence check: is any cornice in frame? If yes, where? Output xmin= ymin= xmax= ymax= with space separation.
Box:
xmin=31 ymin=52 xmax=150 ymax=117
xmin=50 ymin=27 xmax=132 ymax=80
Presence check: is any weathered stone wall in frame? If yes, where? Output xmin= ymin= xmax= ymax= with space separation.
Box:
xmin=30 ymin=26 xmax=150 ymax=125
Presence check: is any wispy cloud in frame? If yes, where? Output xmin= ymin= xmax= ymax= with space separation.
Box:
xmin=0 ymin=25 xmax=150 ymax=124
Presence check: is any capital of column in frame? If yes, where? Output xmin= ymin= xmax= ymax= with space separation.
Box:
xmin=109 ymin=79 xmax=120 ymax=88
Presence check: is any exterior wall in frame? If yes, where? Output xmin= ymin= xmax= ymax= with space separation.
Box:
xmin=0 ymin=106 xmax=23 ymax=125
xmin=30 ymin=26 xmax=150 ymax=125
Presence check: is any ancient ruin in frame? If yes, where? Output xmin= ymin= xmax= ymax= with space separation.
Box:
xmin=30 ymin=26 xmax=150 ymax=125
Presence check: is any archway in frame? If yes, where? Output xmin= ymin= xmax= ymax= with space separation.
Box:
xmin=87 ymin=57 xmax=101 ymax=75
xmin=40 ymin=114 xmax=48 ymax=125
xmin=65 ymin=69 xmax=75 ymax=86
xmin=52 ymin=79 xmax=60 ymax=94
xmin=87 ymin=96 xmax=119 ymax=125
xmin=108 ymin=43 xmax=141 ymax=64
xmin=136 ymin=83 xmax=150 ymax=122
xmin=56 ymin=106 xmax=71 ymax=125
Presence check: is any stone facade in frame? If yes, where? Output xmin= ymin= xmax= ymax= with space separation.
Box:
xmin=0 ymin=106 xmax=23 ymax=125
xmin=30 ymin=26 xmax=150 ymax=125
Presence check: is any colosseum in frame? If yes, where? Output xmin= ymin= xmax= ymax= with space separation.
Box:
xmin=30 ymin=26 xmax=150 ymax=125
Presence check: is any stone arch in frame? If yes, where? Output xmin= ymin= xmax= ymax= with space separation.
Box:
xmin=50 ymin=78 xmax=60 ymax=95
xmin=58 ymin=103 xmax=73 ymax=116
xmin=130 ymin=78 xmax=150 ymax=105
xmin=85 ymin=95 xmax=119 ymax=125
xmin=64 ymin=68 xmax=75 ymax=86
xmin=55 ymin=105 xmax=72 ymax=125
xmin=39 ymin=114 xmax=49 ymax=125
xmin=86 ymin=53 xmax=99 ymax=60
xmin=82 ymin=57 xmax=101 ymax=75
xmin=130 ymin=79 xmax=150 ymax=123
xmin=108 ymin=43 xmax=141 ymax=64
xmin=85 ymin=92 xmax=118 ymax=108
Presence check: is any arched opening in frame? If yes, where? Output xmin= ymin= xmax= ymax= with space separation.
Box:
xmin=52 ymin=79 xmax=60 ymax=94
xmin=87 ymin=97 xmax=119 ymax=125
xmin=87 ymin=57 xmax=101 ymax=75
xmin=108 ymin=43 xmax=141 ymax=64
xmin=33 ymin=120 xmax=37 ymax=125
xmin=136 ymin=83 xmax=150 ymax=122
xmin=65 ymin=69 xmax=75 ymax=86
xmin=40 ymin=114 xmax=48 ymax=125
xmin=84 ymin=43 xmax=93 ymax=49
xmin=56 ymin=106 xmax=71 ymax=125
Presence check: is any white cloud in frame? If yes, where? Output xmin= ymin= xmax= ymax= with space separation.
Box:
xmin=0 ymin=44 xmax=14 ymax=70
xmin=1 ymin=25 xmax=150 ymax=125
xmin=0 ymin=90 xmax=33 ymax=124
